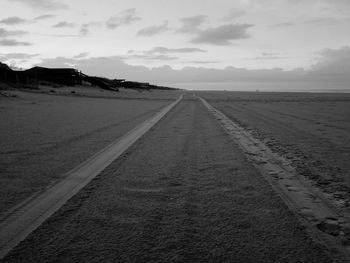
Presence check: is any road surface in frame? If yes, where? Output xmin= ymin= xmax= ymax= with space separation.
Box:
xmin=3 ymin=96 xmax=333 ymax=262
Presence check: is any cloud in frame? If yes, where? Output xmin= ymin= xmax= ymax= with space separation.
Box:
xmin=0 ymin=39 xmax=32 ymax=46
xmin=36 ymin=46 xmax=350 ymax=88
xmin=177 ymin=15 xmax=207 ymax=33
xmin=0 ymin=16 xmax=28 ymax=25
xmin=186 ymin=60 xmax=219 ymax=64
xmin=127 ymin=54 xmax=178 ymax=61
xmin=125 ymin=46 xmax=205 ymax=61
xmin=274 ymin=22 xmax=295 ymax=27
xmin=37 ymin=56 xmax=305 ymax=85
xmin=73 ymin=52 xmax=89 ymax=59
xmin=250 ymin=52 xmax=290 ymax=60
xmin=0 ymin=15 xmax=57 ymax=25
xmin=79 ymin=22 xmax=102 ymax=36
xmin=37 ymin=56 xmax=77 ymax=67
xmin=142 ymin=46 xmax=206 ymax=54
xmin=80 ymin=24 xmax=89 ymax=36
xmin=52 ymin=21 xmax=76 ymax=28
xmin=137 ymin=22 xmax=170 ymax=37
xmin=0 ymin=28 xmax=30 ymax=46
xmin=222 ymin=8 xmax=246 ymax=21
xmin=283 ymin=0 xmax=350 ymax=10
xmin=0 ymin=53 xmax=38 ymax=60
xmin=191 ymin=23 xmax=253 ymax=45
xmin=33 ymin=14 xmax=55 ymax=21
xmin=9 ymin=0 xmax=68 ymax=10
xmin=303 ymin=17 xmax=350 ymax=26
xmin=0 ymin=28 xmax=27 ymax=37
xmin=106 ymin=8 xmax=141 ymax=29
xmin=310 ymin=46 xmax=350 ymax=80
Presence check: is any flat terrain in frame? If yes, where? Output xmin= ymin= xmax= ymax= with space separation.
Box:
xmin=37 ymin=84 xmax=182 ymax=100
xmin=3 ymin=96 xmax=333 ymax=262
xmin=197 ymin=91 xmax=350 ymax=211
xmin=0 ymin=89 xmax=177 ymax=214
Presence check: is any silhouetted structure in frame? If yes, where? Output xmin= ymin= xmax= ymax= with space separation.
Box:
xmin=25 ymin=67 xmax=82 ymax=86
xmin=0 ymin=61 xmax=178 ymax=91
xmin=0 ymin=62 xmax=37 ymax=88
xmin=79 ymin=73 xmax=122 ymax=91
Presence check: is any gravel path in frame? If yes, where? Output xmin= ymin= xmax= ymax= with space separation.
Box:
xmin=3 ymin=97 xmax=333 ymax=262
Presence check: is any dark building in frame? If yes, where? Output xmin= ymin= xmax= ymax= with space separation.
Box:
xmin=1 ymin=61 xmax=177 ymax=91
xmin=25 ymin=67 xmax=82 ymax=86
xmin=0 ymin=62 xmax=37 ymax=88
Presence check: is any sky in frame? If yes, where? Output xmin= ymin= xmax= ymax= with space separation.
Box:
xmin=0 ymin=0 xmax=350 ymax=90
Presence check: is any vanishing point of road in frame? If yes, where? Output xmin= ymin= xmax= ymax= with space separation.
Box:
xmin=2 ymin=95 xmax=333 ymax=262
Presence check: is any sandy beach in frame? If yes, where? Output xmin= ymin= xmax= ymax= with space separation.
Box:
xmin=2 ymin=95 xmax=333 ymax=262
xmin=198 ymin=91 xmax=350 ymax=212
xmin=0 ymin=88 xmax=177 ymax=214
xmin=1 ymin=0 xmax=350 ymax=260
xmin=1 ymin=89 xmax=350 ymax=261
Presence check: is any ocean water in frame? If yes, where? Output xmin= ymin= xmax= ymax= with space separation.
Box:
xmin=168 ymin=81 xmax=350 ymax=93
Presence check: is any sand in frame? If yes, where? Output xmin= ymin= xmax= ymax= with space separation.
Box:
xmin=2 ymin=96 xmax=333 ymax=262
xmin=0 ymin=89 xmax=177 ymax=214
xmin=37 ymin=84 xmax=182 ymax=100
xmin=197 ymin=91 xmax=350 ymax=213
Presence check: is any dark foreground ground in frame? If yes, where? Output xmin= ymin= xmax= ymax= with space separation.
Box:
xmin=0 ymin=90 xmax=173 ymax=214
xmin=198 ymin=91 xmax=350 ymax=210
xmin=3 ymin=96 xmax=333 ymax=262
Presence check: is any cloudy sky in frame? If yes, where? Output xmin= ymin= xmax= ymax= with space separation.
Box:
xmin=0 ymin=0 xmax=350 ymax=90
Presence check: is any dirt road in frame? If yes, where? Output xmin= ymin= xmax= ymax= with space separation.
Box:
xmin=3 ymin=96 xmax=333 ymax=262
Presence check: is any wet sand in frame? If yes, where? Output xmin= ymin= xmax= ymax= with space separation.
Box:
xmin=3 ymin=96 xmax=333 ymax=262
xmin=0 ymin=90 xmax=175 ymax=214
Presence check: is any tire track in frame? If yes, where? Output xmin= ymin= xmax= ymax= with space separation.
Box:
xmin=0 ymin=95 xmax=183 ymax=259
xmin=197 ymin=95 xmax=350 ymax=260
xmin=3 ymin=96 xmax=334 ymax=262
